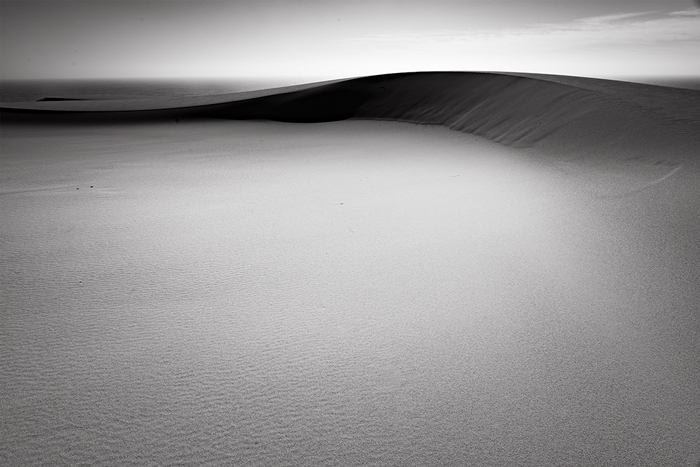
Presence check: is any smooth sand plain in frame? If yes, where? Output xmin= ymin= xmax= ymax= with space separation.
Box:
xmin=1 ymin=73 xmax=699 ymax=466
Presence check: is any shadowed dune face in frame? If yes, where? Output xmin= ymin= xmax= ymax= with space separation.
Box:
xmin=353 ymin=73 xmax=601 ymax=147
xmin=213 ymin=84 xmax=373 ymax=123
xmin=212 ymin=72 xmax=598 ymax=147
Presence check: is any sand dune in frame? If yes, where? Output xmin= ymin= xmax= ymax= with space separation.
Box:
xmin=2 ymin=73 xmax=700 ymax=466
xmin=214 ymin=72 xmax=700 ymax=178
xmin=4 ymin=71 xmax=698 ymax=165
xmin=4 ymin=71 xmax=697 ymax=198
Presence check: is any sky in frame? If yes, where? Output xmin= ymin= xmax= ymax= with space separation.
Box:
xmin=1 ymin=0 xmax=699 ymax=82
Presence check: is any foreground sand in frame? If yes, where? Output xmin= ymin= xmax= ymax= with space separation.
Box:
xmin=1 ymin=73 xmax=700 ymax=466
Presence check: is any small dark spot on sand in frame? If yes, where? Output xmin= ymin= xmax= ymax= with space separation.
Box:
xmin=90 ymin=186 xmax=93 ymax=188
xmin=254 ymin=441 xmax=259 ymax=445
xmin=76 ymin=187 xmax=79 ymax=190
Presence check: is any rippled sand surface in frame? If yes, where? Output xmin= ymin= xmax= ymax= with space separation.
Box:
xmin=2 ymin=120 xmax=699 ymax=466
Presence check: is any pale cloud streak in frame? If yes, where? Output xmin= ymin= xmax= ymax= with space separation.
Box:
xmin=350 ymin=9 xmax=700 ymax=48
xmin=344 ymin=9 xmax=700 ymax=77
xmin=669 ymin=8 xmax=700 ymax=16
xmin=572 ymin=11 xmax=655 ymax=25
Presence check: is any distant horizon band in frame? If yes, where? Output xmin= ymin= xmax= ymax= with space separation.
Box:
xmin=2 ymin=73 xmax=700 ymax=103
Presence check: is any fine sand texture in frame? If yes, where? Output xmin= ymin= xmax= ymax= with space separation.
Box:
xmin=1 ymin=73 xmax=700 ymax=466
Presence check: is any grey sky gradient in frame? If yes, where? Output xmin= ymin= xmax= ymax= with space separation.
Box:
xmin=1 ymin=0 xmax=699 ymax=81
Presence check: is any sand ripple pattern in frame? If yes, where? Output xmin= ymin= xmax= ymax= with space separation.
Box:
xmin=2 ymin=120 xmax=699 ymax=466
